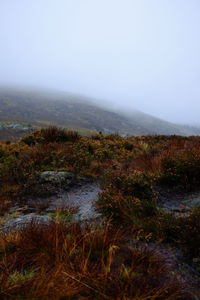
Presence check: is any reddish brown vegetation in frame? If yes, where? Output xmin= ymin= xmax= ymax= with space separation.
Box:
xmin=0 ymin=128 xmax=200 ymax=298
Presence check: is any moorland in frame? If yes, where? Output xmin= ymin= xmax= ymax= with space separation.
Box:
xmin=0 ymin=127 xmax=200 ymax=299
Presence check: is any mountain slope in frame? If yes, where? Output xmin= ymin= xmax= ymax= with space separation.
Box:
xmin=121 ymin=110 xmax=196 ymax=136
xmin=0 ymin=87 xmax=198 ymax=138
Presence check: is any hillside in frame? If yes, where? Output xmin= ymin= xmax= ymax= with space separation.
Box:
xmin=0 ymin=87 xmax=199 ymax=140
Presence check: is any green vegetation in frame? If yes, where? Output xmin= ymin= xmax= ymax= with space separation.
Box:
xmin=0 ymin=127 xmax=200 ymax=298
xmin=159 ymin=151 xmax=200 ymax=190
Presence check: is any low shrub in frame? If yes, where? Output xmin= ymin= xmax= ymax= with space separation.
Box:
xmin=178 ymin=207 xmax=200 ymax=258
xmin=22 ymin=126 xmax=81 ymax=145
xmin=97 ymin=171 xmax=158 ymax=225
xmin=102 ymin=170 xmax=155 ymax=199
xmin=159 ymin=151 xmax=200 ymax=190
xmin=21 ymin=134 xmax=37 ymax=146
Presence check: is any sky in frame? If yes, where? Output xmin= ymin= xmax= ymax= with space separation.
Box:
xmin=0 ymin=0 xmax=200 ymax=124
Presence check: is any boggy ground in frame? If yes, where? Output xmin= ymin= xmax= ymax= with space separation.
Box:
xmin=158 ymin=186 xmax=200 ymax=215
xmin=0 ymin=127 xmax=200 ymax=299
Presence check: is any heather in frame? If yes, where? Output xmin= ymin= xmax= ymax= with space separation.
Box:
xmin=0 ymin=128 xmax=200 ymax=299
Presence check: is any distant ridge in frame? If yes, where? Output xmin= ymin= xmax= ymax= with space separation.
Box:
xmin=0 ymin=87 xmax=199 ymax=139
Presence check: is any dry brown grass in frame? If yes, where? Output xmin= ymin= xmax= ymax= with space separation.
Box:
xmin=0 ymin=219 xmax=194 ymax=300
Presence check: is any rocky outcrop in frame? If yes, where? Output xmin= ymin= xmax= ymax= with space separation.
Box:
xmin=39 ymin=171 xmax=75 ymax=185
xmin=2 ymin=179 xmax=102 ymax=234
xmin=27 ymin=181 xmax=102 ymax=220
xmin=2 ymin=214 xmax=52 ymax=234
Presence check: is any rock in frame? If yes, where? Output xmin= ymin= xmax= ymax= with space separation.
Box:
xmin=44 ymin=182 xmax=102 ymax=220
xmin=2 ymin=214 xmax=52 ymax=234
xmin=26 ymin=181 xmax=102 ymax=220
xmin=39 ymin=171 xmax=75 ymax=186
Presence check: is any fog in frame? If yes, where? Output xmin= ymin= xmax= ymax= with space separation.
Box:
xmin=0 ymin=0 xmax=200 ymax=124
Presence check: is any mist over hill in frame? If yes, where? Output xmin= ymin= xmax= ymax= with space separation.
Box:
xmin=0 ymin=87 xmax=199 ymax=140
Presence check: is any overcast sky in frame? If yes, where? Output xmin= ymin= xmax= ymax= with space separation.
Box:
xmin=0 ymin=0 xmax=200 ymax=124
